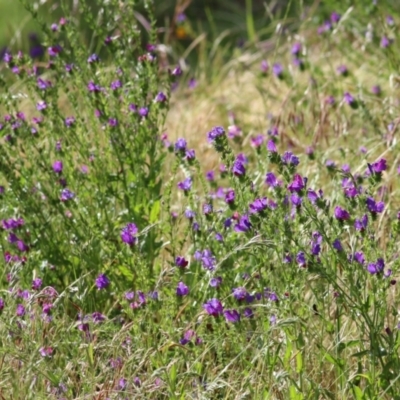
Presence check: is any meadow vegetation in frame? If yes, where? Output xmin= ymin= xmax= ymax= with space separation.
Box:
xmin=0 ymin=0 xmax=400 ymax=398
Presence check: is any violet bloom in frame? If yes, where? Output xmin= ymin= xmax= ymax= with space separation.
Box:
xmin=282 ymin=151 xmax=299 ymax=166
xmin=95 ymin=273 xmax=110 ymax=290
xmin=272 ymin=63 xmax=284 ymax=78
xmin=110 ymin=80 xmax=122 ymax=90
xmin=296 ymin=252 xmax=306 ymax=267
xmin=353 ymin=251 xmax=365 ymax=265
xmin=366 ymin=197 xmax=384 ymax=214
xmin=2 ymin=218 xmax=24 ymax=230
xmin=199 ymin=249 xmax=216 ymax=270
xmin=207 ymin=126 xmax=225 ymax=142
xmin=224 ymin=309 xmax=240 ymax=323
xmin=175 ymin=256 xmax=188 ymax=268
xmin=232 ymin=160 xmax=246 ymax=177
xmin=0 ymin=298 xmax=4 ymax=311
xmin=291 ymin=42 xmax=302 ymax=55
xmin=177 ymin=177 xmax=192 ymax=192
xmin=87 ymin=81 xmax=102 ymax=93
xmin=206 ymin=171 xmax=214 ymax=181
xmin=176 ymin=282 xmax=189 ymax=296
xmin=343 ymin=92 xmax=355 ymax=106
xmin=260 ymin=60 xmax=269 ymax=73
xmin=333 ymin=239 xmax=343 ymax=252
xmin=334 ymin=206 xmax=350 ymax=221
xmin=227 ymin=125 xmax=242 ymax=139
xmin=225 ymin=189 xmax=235 ymax=204
xmin=174 ymin=138 xmax=187 ymax=152
xmin=249 ymin=198 xmax=268 ymax=214
xmin=267 ymin=140 xmax=277 ymax=153
xmin=65 ymin=116 xmax=75 ymax=127
xmin=16 ymin=304 xmax=25 ymax=317
xmin=203 ymin=203 xmax=213 ymax=215
xmin=287 ymin=174 xmax=305 ymax=192
xmin=232 ymin=287 xmax=247 ymax=301
xmin=234 ymin=214 xmax=252 ymax=232
xmin=367 ymin=259 xmax=384 ymax=275
xmin=138 ymin=107 xmax=149 ymax=117
xmin=203 ymin=298 xmax=223 ymax=317
xmin=92 ymin=312 xmax=105 ymax=323
xmin=32 ymin=278 xmax=42 ymax=290
xmin=155 ymin=92 xmax=167 ymax=102
xmin=354 ymin=214 xmax=368 ymax=231
xmin=36 ymin=101 xmax=47 ymax=111
xmin=372 ymin=158 xmax=387 ymax=173
xmin=330 ymin=12 xmax=341 ymax=23
xmin=185 ymin=149 xmax=195 ymax=160
xmin=381 ymin=36 xmax=390 ymax=48
xmin=265 ymin=172 xmax=279 ymax=187
xmin=184 ymin=209 xmax=195 ymax=219
xmin=371 ymin=85 xmax=381 ymax=95
xmin=87 ymin=53 xmax=100 ymax=63
xmin=52 ymin=160 xmax=63 ymax=174
xmin=251 ymin=135 xmax=264 ymax=147
xmin=60 ymin=188 xmax=75 ymax=201
xmin=121 ymin=223 xmax=138 ymax=245
xmin=210 ymin=276 xmax=222 ymax=288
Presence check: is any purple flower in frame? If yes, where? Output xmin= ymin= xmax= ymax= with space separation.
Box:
xmin=185 ymin=149 xmax=195 ymax=160
xmin=366 ymin=197 xmax=384 ymax=214
xmin=110 ymin=80 xmax=122 ymax=90
xmin=334 ymin=206 xmax=350 ymax=221
xmin=177 ymin=177 xmax=192 ymax=191
xmin=372 ymin=158 xmax=387 ymax=173
xmin=203 ymin=203 xmax=213 ymax=215
xmin=175 ymin=256 xmax=188 ymax=268
xmin=174 ymin=138 xmax=187 ymax=152
xmin=48 ymin=45 xmax=62 ymax=57
xmin=16 ymin=304 xmax=25 ymax=317
xmin=87 ymin=53 xmax=100 ymax=63
xmin=354 ymin=214 xmax=368 ymax=231
xmin=210 ymin=277 xmax=222 ymax=288
xmin=60 ymin=188 xmax=75 ymax=201
xmin=260 ymin=60 xmax=269 ymax=73
xmin=195 ymin=249 xmax=216 ymax=270
xmin=36 ymin=101 xmax=47 ymax=111
xmin=176 ymin=282 xmax=189 ymax=296
xmin=138 ymin=107 xmax=149 ymax=117
xmin=206 ymin=171 xmax=214 ymax=181
xmin=2 ymin=218 xmax=24 ymax=230
xmin=343 ymin=92 xmax=355 ymax=106
xmin=65 ymin=116 xmax=75 ymax=127
xmin=203 ymin=298 xmax=223 ymax=317
xmin=272 ymin=63 xmax=284 ymax=78
xmin=52 ymin=160 xmax=63 ymax=174
xmin=95 ymin=274 xmax=110 ymax=290
xmin=290 ymin=193 xmax=302 ymax=207
xmin=296 ymin=252 xmax=306 ymax=267
xmin=249 ymin=198 xmax=268 ymax=214
xmin=330 ymin=12 xmax=341 ymax=23
xmin=282 ymin=151 xmax=299 ymax=166
xmin=243 ymin=308 xmax=254 ymax=318
xmin=232 ymin=160 xmax=246 ymax=176
xmin=287 ymin=174 xmax=305 ymax=192
xmin=207 ymin=126 xmax=225 ymax=142
xmin=232 ymin=287 xmax=247 ymax=301
xmin=92 ymin=312 xmax=105 ymax=323
xmin=251 ymin=135 xmax=264 ymax=147
xmin=267 ymin=140 xmax=277 ymax=153
xmin=333 ymin=239 xmax=343 ymax=252
xmin=354 ymin=251 xmax=365 ymax=265
xmin=291 ymin=42 xmax=302 ymax=55
xmin=371 ymin=85 xmax=381 ymax=95
xmin=381 ymin=36 xmax=391 ymax=48
xmin=234 ymin=214 xmax=252 ymax=232
xmin=225 ymin=189 xmax=235 ymax=204
xmin=367 ymin=259 xmax=384 ymax=275
xmin=180 ymin=330 xmax=195 ymax=345
xmin=32 ymin=278 xmax=42 ymax=290
xmin=227 ymin=125 xmax=242 ymax=139
xmin=155 ymin=92 xmax=167 ymax=102
xmin=184 ymin=209 xmax=195 ymax=219
xmin=121 ymin=223 xmax=138 ymax=245
xmin=224 ymin=309 xmax=240 ymax=323
xmin=87 ymin=81 xmax=102 ymax=92
xmin=265 ymin=172 xmax=279 ymax=187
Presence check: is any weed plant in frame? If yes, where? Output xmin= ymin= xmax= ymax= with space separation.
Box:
xmin=0 ymin=0 xmax=400 ymax=399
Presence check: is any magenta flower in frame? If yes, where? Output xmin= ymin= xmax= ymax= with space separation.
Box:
xmin=175 ymin=256 xmax=188 ymax=268
xmin=177 ymin=177 xmax=192 ymax=192
xmin=334 ymin=206 xmax=350 ymax=221
xmin=371 ymin=158 xmax=387 ymax=173
xmin=176 ymin=282 xmax=189 ymax=296
xmin=52 ymin=160 xmax=63 ymax=174
xmin=207 ymin=126 xmax=225 ymax=142
xmin=203 ymin=298 xmax=223 ymax=317
xmin=224 ymin=309 xmax=240 ymax=323
xmin=287 ymin=174 xmax=305 ymax=192
xmin=95 ymin=273 xmax=110 ymax=290
xmin=121 ymin=223 xmax=138 ymax=245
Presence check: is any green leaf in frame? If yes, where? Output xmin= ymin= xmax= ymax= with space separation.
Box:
xmin=119 ymin=265 xmax=134 ymax=279
xmin=150 ymin=200 xmax=160 ymax=223
xmin=296 ymin=351 xmax=303 ymax=374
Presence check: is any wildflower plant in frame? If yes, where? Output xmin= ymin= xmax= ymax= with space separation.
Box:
xmin=0 ymin=0 xmax=400 ymax=398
